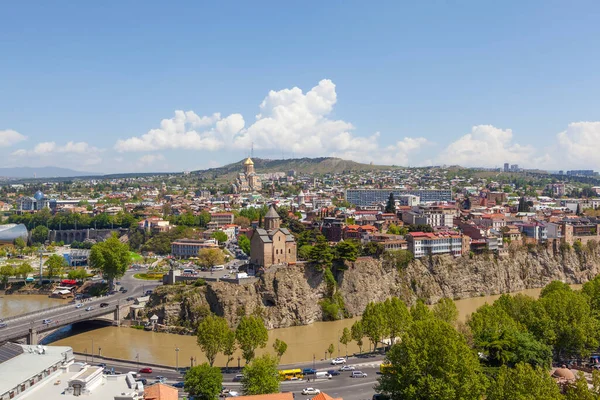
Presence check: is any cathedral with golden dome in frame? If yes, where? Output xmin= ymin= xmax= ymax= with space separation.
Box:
xmin=233 ymin=157 xmax=262 ymax=193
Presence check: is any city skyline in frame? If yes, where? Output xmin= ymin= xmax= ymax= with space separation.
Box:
xmin=1 ymin=2 xmax=600 ymax=173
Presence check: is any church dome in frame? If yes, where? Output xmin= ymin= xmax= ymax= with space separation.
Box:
xmin=244 ymin=157 xmax=254 ymax=165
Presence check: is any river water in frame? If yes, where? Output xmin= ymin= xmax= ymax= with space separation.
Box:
xmin=1 ymin=286 xmax=581 ymax=367
xmin=0 ymin=294 xmax=66 ymax=318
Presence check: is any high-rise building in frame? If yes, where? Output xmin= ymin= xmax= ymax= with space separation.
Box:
xmin=346 ymin=189 xmax=451 ymax=207
xmin=503 ymin=163 xmax=509 ymax=172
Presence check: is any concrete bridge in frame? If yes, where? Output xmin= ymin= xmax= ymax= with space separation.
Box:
xmin=48 ymin=228 xmax=126 ymax=244
xmin=0 ymin=295 xmax=128 ymax=345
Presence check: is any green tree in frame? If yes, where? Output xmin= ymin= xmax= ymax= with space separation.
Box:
xmin=297 ymin=245 xmax=313 ymax=260
xmin=362 ymin=301 xmax=387 ymax=352
xmin=564 ymin=371 xmax=600 ymax=400
xmin=433 ymin=298 xmax=459 ymax=325
xmin=223 ymin=328 xmax=237 ymax=373
xmin=17 ymin=263 xmax=34 ymax=282
xmin=351 ymin=320 xmax=365 ymax=354
xmin=339 ymin=327 xmax=351 ymax=358
xmin=361 ymin=241 xmax=385 ymax=258
xmin=0 ymin=265 xmax=14 ymax=288
xmin=387 ymin=224 xmax=401 ymax=235
xmin=385 ymin=192 xmax=396 ymax=214
xmin=334 ymin=240 xmax=359 ymax=263
xmin=67 ymin=268 xmax=88 ymax=281
xmin=31 ymin=225 xmax=49 ymax=245
xmin=384 ymin=249 xmax=413 ymax=269
xmin=487 ymin=363 xmax=563 ymax=400
xmin=212 ymin=231 xmax=228 ymax=244
xmin=376 ymin=318 xmax=487 ymax=400
xmin=384 ymin=297 xmax=412 ymax=345
xmin=44 ymin=254 xmax=66 ymax=278
xmin=198 ymin=248 xmax=225 ymax=269
xmin=272 ymin=338 xmax=287 ymax=363
xmin=236 ymin=315 xmax=269 ymax=363
xmin=89 ymin=233 xmax=130 ymax=288
xmin=411 ymin=299 xmax=433 ymax=321
xmin=241 ymin=354 xmax=280 ymax=395
xmin=327 ymin=343 xmax=335 ymax=358
xmin=184 ymin=363 xmax=223 ymax=399
xmin=14 ymin=237 xmax=26 ymax=251
xmin=234 ymin=216 xmax=251 ymax=228
xmin=238 ymin=235 xmax=251 ymax=255
xmin=309 ymin=234 xmax=333 ymax=269
xmin=196 ymin=314 xmax=230 ymax=367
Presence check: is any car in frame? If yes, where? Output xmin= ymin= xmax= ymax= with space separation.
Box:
xmin=225 ymin=391 xmax=239 ymax=397
xmin=42 ymin=319 xmax=53 ymax=324
xmin=222 ymin=274 xmax=230 ymax=279
xmin=155 ymin=376 xmax=165 ymax=381
xmin=85 ymin=306 xmax=94 ymax=311
xmin=351 ymin=371 xmax=368 ymax=378
xmin=301 ymin=388 xmax=321 ymax=395
xmin=145 ymin=290 xmax=153 ymax=296
xmin=100 ymin=303 xmax=109 ymax=308
xmin=75 ymin=303 xmax=83 ymax=308
xmin=302 ymin=368 xmax=316 ymax=375
xmin=135 ymin=378 xmax=147 ymax=385
xmin=172 ymin=381 xmax=185 ymax=388
xmin=327 ymin=370 xmax=340 ymax=376
xmin=97 ymin=363 xmax=107 ymax=368
xmin=330 ymin=357 xmax=346 ymax=365
xmin=126 ymin=296 xmax=135 ymax=301
xmin=0 ymin=323 xmax=7 ymax=329
xmin=121 ymin=289 xmax=128 ymax=293
xmin=115 ymin=281 xmax=121 ymax=285
xmin=339 ymin=365 xmax=355 ymax=371
xmin=154 ymin=378 xmax=166 ymax=384
xmin=108 ymin=291 xmax=117 ymax=295
xmin=139 ymin=367 xmax=152 ymax=374
xmin=232 ymin=374 xmax=243 ymax=382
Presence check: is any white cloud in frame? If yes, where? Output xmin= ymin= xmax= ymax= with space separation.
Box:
xmin=437 ymin=125 xmax=535 ymax=167
xmin=138 ymin=154 xmax=165 ymax=165
xmin=11 ymin=141 xmax=103 ymax=166
xmin=114 ymin=79 xmax=428 ymax=166
xmin=556 ymin=122 xmax=600 ymax=169
xmin=0 ymin=129 xmax=26 ymax=147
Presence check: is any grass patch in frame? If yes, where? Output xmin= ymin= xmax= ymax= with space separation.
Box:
xmin=129 ymin=251 xmax=143 ymax=262
xmin=134 ymin=273 xmax=163 ymax=280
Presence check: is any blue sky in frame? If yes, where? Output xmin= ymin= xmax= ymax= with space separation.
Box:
xmin=1 ymin=1 xmax=600 ymax=173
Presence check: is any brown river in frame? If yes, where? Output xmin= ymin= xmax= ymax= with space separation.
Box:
xmin=0 ymin=286 xmax=581 ymax=367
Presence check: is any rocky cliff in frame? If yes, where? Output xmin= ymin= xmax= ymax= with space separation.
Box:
xmin=147 ymin=245 xmax=600 ymax=330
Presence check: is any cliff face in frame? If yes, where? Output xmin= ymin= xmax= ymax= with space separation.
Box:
xmin=148 ymin=246 xmax=600 ymax=330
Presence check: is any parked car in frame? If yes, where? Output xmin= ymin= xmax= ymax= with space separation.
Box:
xmin=372 ymin=394 xmax=391 ymax=400
xmin=121 ymin=289 xmax=128 ymax=293
xmin=232 ymin=374 xmax=243 ymax=382
xmin=85 ymin=306 xmax=94 ymax=311
xmin=327 ymin=370 xmax=340 ymax=376
xmin=100 ymin=303 xmax=109 ymax=308
xmin=225 ymin=391 xmax=239 ymax=397
xmin=139 ymin=367 xmax=153 ymax=374
xmin=339 ymin=365 xmax=355 ymax=371
xmin=302 ymin=368 xmax=316 ymax=375
xmin=0 ymin=323 xmax=7 ymax=329
xmin=301 ymin=388 xmax=321 ymax=395
xmin=126 ymin=296 xmax=135 ymax=301
xmin=97 ymin=363 xmax=106 ymax=368
xmin=330 ymin=357 xmax=346 ymax=365
xmin=351 ymin=371 xmax=368 ymax=378
xmin=145 ymin=290 xmax=153 ymax=296
xmin=172 ymin=381 xmax=185 ymax=388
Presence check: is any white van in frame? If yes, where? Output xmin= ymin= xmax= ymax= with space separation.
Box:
xmin=211 ymin=265 xmax=225 ymax=271
xmin=315 ymin=371 xmax=332 ymax=379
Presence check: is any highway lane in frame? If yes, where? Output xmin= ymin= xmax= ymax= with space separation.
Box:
xmin=0 ymin=269 xmax=161 ymax=342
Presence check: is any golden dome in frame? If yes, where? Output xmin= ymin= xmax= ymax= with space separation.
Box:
xmin=243 ymin=157 xmax=254 ymax=165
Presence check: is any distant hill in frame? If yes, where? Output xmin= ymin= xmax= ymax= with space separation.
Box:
xmin=193 ymin=157 xmax=398 ymax=178
xmin=0 ymin=166 xmax=97 ymax=179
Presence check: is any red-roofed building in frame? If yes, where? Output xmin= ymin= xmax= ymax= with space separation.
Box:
xmin=406 ymin=231 xmax=463 ymax=258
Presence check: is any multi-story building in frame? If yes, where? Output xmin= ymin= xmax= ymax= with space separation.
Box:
xmin=401 ymin=205 xmax=456 ymax=228
xmin=397 ymin=194 xmax=420 ymax=206
xmin=567 ymin=170 xmax=596 ymax=177
xmin=250 ymin=206 xmax=297 ymax=268
xmin=406 ymin=231 xmax=463 ymax=258
xmin=313 ymin=217 xmax=345 ymax=242
xmin=17 ymin=191 xmax=56 ymax=212
xmin=346 ymin=189 xmax=452 ymax=207
xmin=137 ymin=217 xmax=171 ymax=233
xmin=515 ymin=221 xmax=548 ymax=243
xmin=171 ymin=238 xmax=219 ymax=258
xmin=561 ymin=220 xmax=600 ymax=245
xmin=209 ymin=212 xmax=235 ymax=227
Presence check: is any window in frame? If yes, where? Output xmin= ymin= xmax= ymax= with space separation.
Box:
xmin=288 ymin=249 xmax=291 ymax=253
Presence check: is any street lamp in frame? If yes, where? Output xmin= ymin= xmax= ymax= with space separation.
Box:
xmin=98 ymin=347 xmax=102 ymax=357
xmin=324 ymin=351 xmax=327 ymax=361
xmin=190 ymin=356 xmax=193 ymax=368
xmin=237 ymin=357 xmax=241 ymax=370
xmin=84 ymin=348 xmax=88 ymax=363
xmin=175 ymin=347 xmax=179 ymax=371
xmin=135 ymin=353 xmax=139 ymax=369
xmin=91 ymin=338 xmax=94 ymax=363
xmin=313 ymin=354 xmax=315 ymax=372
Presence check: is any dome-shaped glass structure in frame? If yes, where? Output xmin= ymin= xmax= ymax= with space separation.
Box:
xmin=34 ymin=191 xmax=44 ymax=201
xmin=0 ymin=224 xmax=28 ymax=243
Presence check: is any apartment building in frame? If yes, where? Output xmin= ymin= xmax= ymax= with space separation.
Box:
xmin=346 ymin=189 xmax=452 ymax=207
xmin=401 ymin=205 xmax=456 ymax=228
xmin=209 ymin=212 xmax=235 ymax=227
xmin=406 ymin=231 xmax=463 ymax=258
xmin=171 ymin=238 xmax=219 ymax=258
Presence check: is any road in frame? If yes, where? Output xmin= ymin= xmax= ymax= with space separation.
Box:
xmin=0 ymin=268 xmax=162 ymax=343
xmin=78 ymin=353 xmax=385 ymax=400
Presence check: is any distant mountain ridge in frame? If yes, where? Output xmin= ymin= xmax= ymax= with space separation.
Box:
xmin=193 ymin=157 xmax=398 ymax=178
xmin=0 ymin=166 xmax=96 ymax=179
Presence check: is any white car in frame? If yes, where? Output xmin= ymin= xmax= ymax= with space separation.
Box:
xmin=302 ymin=388 xmax=321 ymax=395
xmin=339 ymin=365 xmax=355 ymax=371
xmin=75 ymin=303 xmax=83 ymax=309
xmin=330 ymin=357 xmax=346 ymax=365
xmin=85 ymin=306 xmax=94 ymax=311
xmin=42 ymin=319 xmax=53 ymax=324
xmin=225 ymin=391 xmax=239 ymax=397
